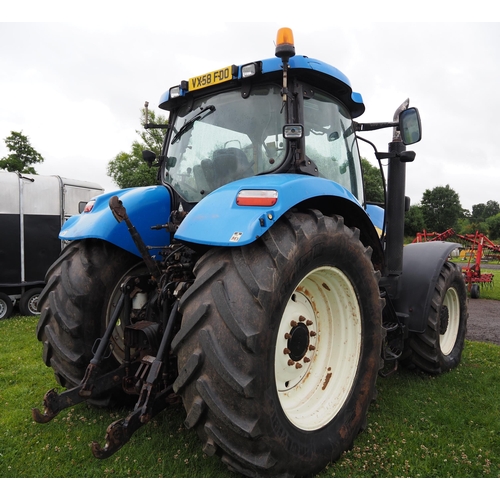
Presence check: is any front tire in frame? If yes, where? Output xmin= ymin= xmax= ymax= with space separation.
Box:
xmin=173 ymin=210 xmax=382 ymax=477
xmin=405 ymin=261 xmax=467 ymax=374
xmin=36 ymin=239 xmax=140 ymax=392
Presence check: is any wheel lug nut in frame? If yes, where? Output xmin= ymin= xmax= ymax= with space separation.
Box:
xmin=299 ymin=315 xmax=305 ymax=322
xmin=283 ymin=348 xmax=291 ymax=355
xmin=284 ymin=333 xmax=292 ymax=339
xmin=290 ymin=320 xmax=297 ymax=327
xmin=295 ymin=363 xmax=302 ymax=369
xmin=306 ymin=320 xmax=313 ymax=326
xmin=309 ymin=331 xmax=316 ymax=337
xmin=287 ymin=360 xmax=295 ymax=366
xmin=304 ymin=357 xmax=310 ymax=363
xmin=309 ymin=345 xmax=316 ymax=351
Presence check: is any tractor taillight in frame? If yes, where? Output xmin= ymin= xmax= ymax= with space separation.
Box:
xmin=236 ymin=189 xmax=278 ymax=207
xmin=83 ymin=200 xmax=96 ymax=213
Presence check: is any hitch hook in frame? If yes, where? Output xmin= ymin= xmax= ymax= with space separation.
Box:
xmin=32 ymin=287 xmax=128 ymax=423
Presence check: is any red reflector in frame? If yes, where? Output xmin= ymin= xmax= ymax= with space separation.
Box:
xmin=236 ymin=190 xmax=278 ymax=206
xmin=84 ymin=200 xmax=96 ymax=212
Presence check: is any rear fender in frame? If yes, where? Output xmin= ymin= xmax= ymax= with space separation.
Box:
xmin=174 ymin=174 xmax=375 ymax=247
xmin=59 ymin=186 xmax=172 ymax=258
xmin=393 ymin=241 xmax=462 ymax=333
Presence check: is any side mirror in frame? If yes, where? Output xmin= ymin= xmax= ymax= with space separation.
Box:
xmin=142 ymin=150 xmax=157 ymax=167
xmin=399 ymin=108 xmax=422 ymax=145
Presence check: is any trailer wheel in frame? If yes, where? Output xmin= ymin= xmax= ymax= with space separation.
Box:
xmin=36 ymin=239 xmax=140 ymax=395
xmin=0 ymin=292 xmax=14 ymax=320
xmin=406 ymin=262 xmax=467 ymax=373
xmin=173 ymin=210 xmax=382 ymax=477
xmin=470 ymin=283 xmax=480 ymax=299
xmin=19 ymin=287 xmax=43 ymax=316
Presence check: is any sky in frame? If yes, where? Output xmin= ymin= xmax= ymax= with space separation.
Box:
xmin=1 ymin=3 xmax=499 ymax=212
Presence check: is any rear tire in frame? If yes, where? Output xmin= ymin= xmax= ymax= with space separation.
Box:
xmin=173 ymin=210 xmax=382 ymax=477
xmin=470 ymin=283 xmax=480 ymax=299
xmin=405 ymin=261 xmax=467 ymax=374
xmin=36 ymin=239 xmax=140 ymax=393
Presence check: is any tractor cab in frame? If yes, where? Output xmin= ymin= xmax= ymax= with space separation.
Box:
xmin=158 ymin=29 xmax=366 ymax=206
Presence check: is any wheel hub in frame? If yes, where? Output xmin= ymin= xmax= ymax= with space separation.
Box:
xmin=287 ymin=322 xmax=310 ymax=361
xmin=439 ymin=305 xmax=449 ymax=335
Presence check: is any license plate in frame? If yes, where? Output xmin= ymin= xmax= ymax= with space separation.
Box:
xmin=188 ymin=65 xmax=234 ymax=91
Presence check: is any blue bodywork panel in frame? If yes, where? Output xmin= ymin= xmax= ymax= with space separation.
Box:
xmin=174 ymin=174 xmax=364 ymax=246
xmin=59 ymin=185 xmax=172 ymax=259
xmin=365 ymin=203 xmax=385 ymax=236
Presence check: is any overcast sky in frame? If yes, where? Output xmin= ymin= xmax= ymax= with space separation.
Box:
xmin=1 ymin=5 xmax=499 ymax=212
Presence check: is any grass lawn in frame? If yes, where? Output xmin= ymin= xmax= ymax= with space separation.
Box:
xmin=1 ymin=311 xmax=499 ymax=478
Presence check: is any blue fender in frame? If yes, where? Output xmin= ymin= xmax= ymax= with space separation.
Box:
xmin=365 ymin=203 xmax=384 ymax=236
xmin=174 ymin=174 xmax=366 ymax=246
xmin=59 ymin=185 xmax=172 ymax=259
xmin=394 ymin=241 xmax=462 ymax=334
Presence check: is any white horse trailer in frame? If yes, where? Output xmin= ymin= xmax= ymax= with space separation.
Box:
xmin=0 ymin=171 xmax=104 ymax=319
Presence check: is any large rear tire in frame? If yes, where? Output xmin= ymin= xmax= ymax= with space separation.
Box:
xmin=405 ymin=261 xmax=467 ymax=374
xmin=173 ymin=210 xmax=382 ymax=477
xmin=36 ymin=239 xmax=140 ymax=393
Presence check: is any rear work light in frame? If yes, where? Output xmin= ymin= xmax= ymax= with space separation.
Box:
xmin=241 ymin=63 xmax=257 ymax=78
xmin=236 ymin=189 xmax=278 ymax=206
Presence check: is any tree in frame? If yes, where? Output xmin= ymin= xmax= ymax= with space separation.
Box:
xmin=486 ymin=213 xmax=500 ymax=241
xmin=472 ymin=200 xmax=500 ymax=221
xmin=107 ymin=107 xmax=168 ymax=188
xmin=404 ymin=204 xmax=425 ymax=237
xmin=0 ymin=131 xmax=44 ymax=174
xmin=420 ymin=184 xmax=463 ymax=233
xmin=361 ymin=157 xmax=384 ymax=203
xmin=461 ymin=200 xmax=500 ymax=234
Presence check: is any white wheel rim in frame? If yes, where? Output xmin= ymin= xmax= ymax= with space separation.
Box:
xmin=274 ymin=266 xmax=362 ymax=431
xmin=440 ymin=287 xmax=460 ymax=356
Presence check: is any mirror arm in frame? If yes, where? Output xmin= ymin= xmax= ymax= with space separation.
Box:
xmin=376 ymin=150 xmax=416 ymax=163
xmin=354 ymin=121 xmax=397 ymax=132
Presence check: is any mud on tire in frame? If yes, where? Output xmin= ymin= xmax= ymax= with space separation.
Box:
xmin=172 ymin=210 xmax=383 ymax=477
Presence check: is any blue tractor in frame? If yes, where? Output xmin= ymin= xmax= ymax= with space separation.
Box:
xmin=34 ymin=28 xmax=467 ymax=477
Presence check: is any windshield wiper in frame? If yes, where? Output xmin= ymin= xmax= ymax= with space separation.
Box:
xmin=171 ymin=105 xmax=216 ymax=144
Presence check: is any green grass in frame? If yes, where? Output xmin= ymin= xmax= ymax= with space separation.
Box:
xmin=328 ymin=342 xmax=500 ymax=478
xmin=1 ymin=316 xmax=499 ymax=478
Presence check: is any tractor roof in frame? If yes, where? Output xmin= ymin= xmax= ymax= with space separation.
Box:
xmin=159 ymin=54 xmax=365 ymax=118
